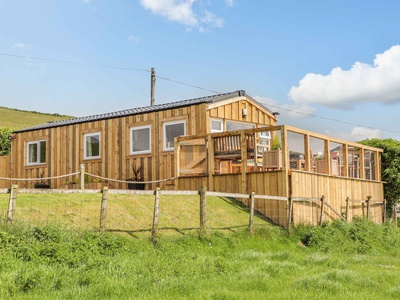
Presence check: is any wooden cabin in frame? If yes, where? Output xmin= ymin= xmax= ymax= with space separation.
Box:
xmin=9 ymin=90 xmax=277 ymax=190
xmin=7 ymin=90 xmax=385 ymax=226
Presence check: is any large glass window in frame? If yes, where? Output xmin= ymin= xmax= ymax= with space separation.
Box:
xmin=84 ymin=132 xmax=100 ymax=159
xmin=163 ymin=120 xmax=186 ymax=151
xmin=226 ymin=121 xmax=255 ymax=131
xmin=27 ymin=140 xmax=46 ymax=165
xmin=130 ymin=125 xmax=151 ymax=155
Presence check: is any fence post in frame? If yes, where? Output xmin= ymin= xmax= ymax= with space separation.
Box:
xmin=99 ymin=187 xmax=108 ymax=233
xmin=248 ymin=192 xmax=255 ymax=235
xmin=287 ymin=194 xmax=293 ymax=232
xmin=345 ymin=197 xmax=350 ymax=222
xmin=152 ymin=188 xmax=160 ymax=240
xmin=383 ymin=198 xmax=386 ymax=223
xmin=366 ymin=196 xmax=371 ymax=221
xmin=80 ymin=164 xmax=85 ymax=190
xmin=394 ymin=205 xmax=398 ymax=227
xmin=319 ymin=195 xmax=325 ymax=226
xmin=199 ymin=186 xmax=207 ymax=235
xmin=7 ymin=184 xmax=18 ymax=224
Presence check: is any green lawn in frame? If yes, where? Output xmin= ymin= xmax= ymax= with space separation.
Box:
xmin=1 ymin=193 xmax=400 ymax=299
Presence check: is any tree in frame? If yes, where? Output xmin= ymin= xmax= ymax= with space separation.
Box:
xmin=0 ymin=128 xmax=12 ymax=156
xmin=359 ymin=138 xmax=400 ymax=210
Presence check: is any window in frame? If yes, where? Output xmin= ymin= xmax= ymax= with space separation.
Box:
xmin=27 ymin=140 xmax=46 ymax=165
xmin=259 ymin=131 xmax=271 ymax=148
xmin=211 ymin=119 xmax=223 ymax=132
xmin=163 ymin=120 xmax=186 ymax=151
xmin=130 ymin=125 xmax=151 ymax=155
xmin=84 ymin=132 xmax=101 ymax=159
xmin=226 ymin=121 xmax=255 ymax=131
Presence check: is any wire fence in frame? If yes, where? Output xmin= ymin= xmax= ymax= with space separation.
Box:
xmin=0 ymin=185 xmax=387 ymax=238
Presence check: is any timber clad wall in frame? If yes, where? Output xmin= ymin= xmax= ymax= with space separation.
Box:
xmin=11 ymin=95 xmax=276 ymax=190
xmin=0 ymin=156 xmax=11 ymax=188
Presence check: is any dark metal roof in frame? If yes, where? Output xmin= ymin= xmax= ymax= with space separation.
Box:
xmin=14 ymin=90 xmax=273 ymax=133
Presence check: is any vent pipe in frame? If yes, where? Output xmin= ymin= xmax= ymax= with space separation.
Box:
xmin=150 ymin=67 xmax=156 ymax=106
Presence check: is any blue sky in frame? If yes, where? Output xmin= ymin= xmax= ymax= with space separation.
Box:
xmin=1 ymin=0 xmax=400 ymax=141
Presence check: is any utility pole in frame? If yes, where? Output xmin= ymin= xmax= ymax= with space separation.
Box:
xmin=151 ymin=67 xmax=155 ymax=106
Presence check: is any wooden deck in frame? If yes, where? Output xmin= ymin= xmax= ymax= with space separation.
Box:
xmin=175 ymin=125 xmax=385 ymax=226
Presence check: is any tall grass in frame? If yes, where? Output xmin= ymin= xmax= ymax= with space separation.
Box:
xmin=1 ymin=218 xmax=400 ymax=299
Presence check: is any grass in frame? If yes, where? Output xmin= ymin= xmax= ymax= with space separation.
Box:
xmin=1 ymin=193 xmax=400 ymax=299
xmin=0 ymin=107 xmax=72 ymax=130
xmin=0 ymin=193 xmax=268 ymax=236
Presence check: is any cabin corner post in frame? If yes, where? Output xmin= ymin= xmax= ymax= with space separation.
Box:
xmin=207 ymin=134 xmax=215 ymax=191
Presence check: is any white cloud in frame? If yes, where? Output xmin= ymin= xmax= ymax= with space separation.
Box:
xmin=254 ymin=95 xmax=316 ymax=119
xmin=289 ymin=45 xmax=400 ymax=109
xmin=12 ymin=43 xmax=32 ymax=50
xmin=128 ymin=34 xmax=139 ymax=43
xmin=83 ymin=0 xmax=91 ymax=3
xmin=139 ymin=0 xmax=225 ymax=32
xmin=350 ymin=127 xmax=382 ymax=141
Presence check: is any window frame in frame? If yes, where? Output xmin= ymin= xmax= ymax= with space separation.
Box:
xmin=130 ymin=125 xmax=152 ymax=155
xmin=84 ymin=132 xmax=101 ymax=160
xmin=26 ymin=140 xmax=46 ymax=166
xmin=163 ymin=120 xmax=186 ymax=152
xmin=210 ymin=118 xmax=223 ymax=133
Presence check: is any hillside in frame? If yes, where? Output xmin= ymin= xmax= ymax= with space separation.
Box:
xmin=0 ymin=106 xmax=73 ymax=130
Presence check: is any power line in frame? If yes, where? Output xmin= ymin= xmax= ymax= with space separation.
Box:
xmin=156 ymin=75 xmax=221 ymax=94
xmin=1 ymin=51 xmax=398 ymax=135
xmin=267 ymin=103 xmax=400 ymax=135
xmin=0 ymin=52 xmax=221 ymax=94
xmin=0 ymin=52 xmax=150 ymax=72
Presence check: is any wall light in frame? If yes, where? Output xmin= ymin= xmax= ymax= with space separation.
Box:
xmin=242 ymin=108 xmax=248 ymax=118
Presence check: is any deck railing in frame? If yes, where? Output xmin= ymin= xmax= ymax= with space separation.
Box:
xmin=176 ymin=125 xmax=383 ymax=181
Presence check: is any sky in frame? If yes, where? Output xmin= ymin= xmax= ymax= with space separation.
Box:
xmin=1 ymin=0 xmax=400 ymax=141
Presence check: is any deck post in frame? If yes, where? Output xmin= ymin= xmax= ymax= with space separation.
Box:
xmin=174 ymin=138 xmax=181 ymax=190
xmin=7 ymin=184 xmax=18 ymax=224
xmin=240 ymin=131 xmax=247 ymax=194
xmin=248 ymin=192 xmax=255 ymax=235
xmin=319 ymin=195 xmax=325 ymax=226
xmin=207 ymin=134 xmax=215 ymax=191
xmin=99 ymin=187 xmax=108 ymax=233
xmin=345 ymin=197 xmax=350 ymax=222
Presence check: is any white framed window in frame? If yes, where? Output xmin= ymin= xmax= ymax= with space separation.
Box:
xmin=226 ymin=120 xmax=255 ymax=131
xmin=130 ymin=125 xmax=151 ymax=155
xmin=211 ymin=119 xmax=223 ymax=132
xmin=84 ymin=132 xmax=101 ymax=160
xmin=259 ymin=130 xmax=271 ymax=148
xmin=163 ymin=120 xmax=186 ymax=151
xmin=27 ymin=140 xmax=46 ymax=165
